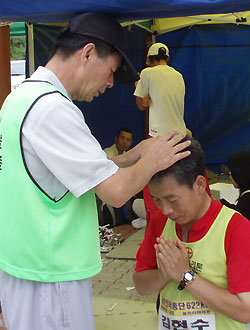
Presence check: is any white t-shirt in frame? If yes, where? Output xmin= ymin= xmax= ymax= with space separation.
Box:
xmin=134 ymin=65 xmax=186 ymax=137
xmin=22 ymin=66 xmax=119 ymax=200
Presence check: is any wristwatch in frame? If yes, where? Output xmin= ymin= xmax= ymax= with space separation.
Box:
xmin=178 ymin=270 xmax=196 ymax=290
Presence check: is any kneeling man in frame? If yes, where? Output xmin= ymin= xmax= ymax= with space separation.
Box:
xmin=133 ymin=138 xmax=250 ymax=330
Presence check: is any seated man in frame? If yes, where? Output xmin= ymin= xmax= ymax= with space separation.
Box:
xmin=104 ymin=127 xmax=133 ymax=158
xmin=103 ymin=127 xmax=134 ymax=225
xmin=133 ymin=137 xmax=250 ymax=330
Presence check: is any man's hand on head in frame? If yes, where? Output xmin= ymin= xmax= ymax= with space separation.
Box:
xmin=140 ymin=131 xmax=191 ymax=174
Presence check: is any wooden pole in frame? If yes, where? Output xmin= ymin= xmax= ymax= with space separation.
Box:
xmin=27 ymin=23 xmax=35 ymax=76
xmin=0 ymin=25 xmax=11 ymax=109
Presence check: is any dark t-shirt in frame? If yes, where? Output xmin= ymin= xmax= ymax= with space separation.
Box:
xmin=221 ymin=191 xmax=250 ymax=221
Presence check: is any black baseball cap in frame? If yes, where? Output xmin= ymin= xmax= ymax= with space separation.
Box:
xmin=67 ymin=12 xmax=139 ymax=83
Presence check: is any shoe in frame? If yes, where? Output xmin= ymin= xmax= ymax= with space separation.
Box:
xmin=99 ymin=225 xmax=123 ymax=253
xmin=131 ymin=218 xmax=147 ymax=229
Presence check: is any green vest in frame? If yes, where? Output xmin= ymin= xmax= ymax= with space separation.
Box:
xmin=0 ymin=81 xmax=102 ymax=282
xmin=159 ymin=206 xmax=244 ymax=330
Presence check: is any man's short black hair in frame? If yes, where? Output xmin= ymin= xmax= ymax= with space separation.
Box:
xmin=50 ymin=30 xmax=119 ymax=60
xmin=150 ymin=137 xmax=206 ymax=189
xmin=116 ymin=127 xmax=133 ymax=137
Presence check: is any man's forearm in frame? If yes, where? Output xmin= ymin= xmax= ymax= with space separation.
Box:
xmin=133 ymin=269 xmax=169 ymax=296
xmin=110 ymin=143 xmax=143 ymax=168
xmin=186 ymin=274 xmax=250 ymax=323
xmin=94 ymin=156 xmax=157 ymax=207
xmin=134 ymin=270 xmax=250 ymax=323
xmin=136 ymin=96 xmax=147 ymax=111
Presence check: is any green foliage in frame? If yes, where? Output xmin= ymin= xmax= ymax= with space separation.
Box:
xmin=10 ymin=36 xmax=26 ymax=60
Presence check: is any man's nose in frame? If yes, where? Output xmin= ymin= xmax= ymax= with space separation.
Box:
xmin=107 ymin=75 xmax=114 ymax=88
xmin=161 ymin=201 xmax=173 ymax=216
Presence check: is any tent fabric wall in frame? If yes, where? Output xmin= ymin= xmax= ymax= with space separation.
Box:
xmin=157 ymin=23 xmax=250 ymax=171
xmin=2 ymin=0 xmax=250 ymax=23
xmin=31 ymin=22 xmax=250 ymax=171
xmin=153 ymin=12 xmax=250 ymax=34
xmin=32 ymin=23 xmax=146 ymax=149
xmin=2 ymin=1 xmax=250 ymax=173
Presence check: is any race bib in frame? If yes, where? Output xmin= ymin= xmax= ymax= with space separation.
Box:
xmin=159 ymin=298 xmax=216 ymax=330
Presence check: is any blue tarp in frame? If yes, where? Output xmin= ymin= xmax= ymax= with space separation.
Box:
xmin=157 ymin=24 xmax=250 ymax=171
xmin=4 ymin=0 xmax=250 ymax=172
xmin=33 ymin=22 xmax=250 ymax=171
xmin=1 ymin=0 xmax=250 ymax=23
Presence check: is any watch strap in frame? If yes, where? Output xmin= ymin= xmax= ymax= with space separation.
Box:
xmin=178 ymin=269 xmax=196 ymax=290
xmin=177 ymin=279 xmax=186 ymax=290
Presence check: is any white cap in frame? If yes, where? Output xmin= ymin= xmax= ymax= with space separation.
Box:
xmin=146 ymin=43 xmax=169 ymax=65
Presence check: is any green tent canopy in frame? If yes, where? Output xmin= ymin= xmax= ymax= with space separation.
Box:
xmin=10 ymin=22 xmax=25 ymax=36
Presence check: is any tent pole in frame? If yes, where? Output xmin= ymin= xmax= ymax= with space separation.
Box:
xmin=0 ymin=25 xmax=11 ymax=108
xmin=27 ymin=23 xmax=35 ymax=77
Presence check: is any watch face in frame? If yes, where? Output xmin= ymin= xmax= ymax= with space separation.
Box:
xmin=184 ymin=272 xmax=193 ymax=282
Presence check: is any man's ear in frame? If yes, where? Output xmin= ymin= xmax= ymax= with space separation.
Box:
xmin=194 ymin=175 xmax=206 ymax=194
xmin=80 ymin=43 xmax=96 ymax=64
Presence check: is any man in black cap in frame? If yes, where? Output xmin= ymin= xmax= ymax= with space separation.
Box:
xmin=0 ymin=12 xmax=190 ymax=330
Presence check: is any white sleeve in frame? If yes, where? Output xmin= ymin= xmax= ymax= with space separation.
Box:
xmin=133 ymin=69 xmax=150 ymax=98
xmin=24 ymin=93 xmax=119 ymax=197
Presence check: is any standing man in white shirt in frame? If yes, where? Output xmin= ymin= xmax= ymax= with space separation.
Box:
xmin=134 ymin=42 xmax=187 ymax=227
xmin=0 ymin=13 xmax=191 ymax=330
xmin=134 ymin=42 xmax=187 ymax=137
